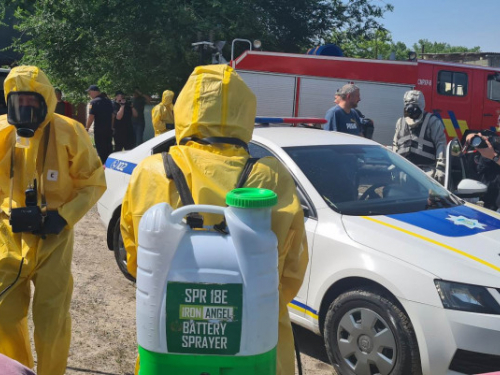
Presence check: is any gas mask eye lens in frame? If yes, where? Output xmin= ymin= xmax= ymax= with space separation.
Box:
xmin=6 ymin=92 xmax=48 ymax=138
xmin=404 ymin=103 xmax=422 ymax=120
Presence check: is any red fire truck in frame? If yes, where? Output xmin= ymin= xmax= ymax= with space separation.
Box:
xmin=233 ymin=51 xmax=500 ymax=145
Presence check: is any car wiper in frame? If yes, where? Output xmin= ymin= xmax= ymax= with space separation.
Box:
xmin=425 ymin=195 xmax=454 ymax=210
xmin=322 ymin=195 xmax=339 ymax=210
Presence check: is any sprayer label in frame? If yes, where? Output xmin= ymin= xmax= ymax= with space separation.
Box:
xmin=166 ymin=282 xmax=242 ymax=354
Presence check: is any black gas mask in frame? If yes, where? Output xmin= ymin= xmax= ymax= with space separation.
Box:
xmin=404 ymin=103 xmax=422 ymax=120
xmin=7 ymin=91 xmax=48 ymax=138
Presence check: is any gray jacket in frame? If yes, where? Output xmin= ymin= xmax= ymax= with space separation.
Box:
xmin=393 ymin=113 xmax=446 ymax=171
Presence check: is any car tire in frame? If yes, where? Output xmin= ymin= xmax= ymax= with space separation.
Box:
xmin=324 ymin=288 xmax=421 ymax=375
xmin=112 ymin=217 xmax=136 ymax=282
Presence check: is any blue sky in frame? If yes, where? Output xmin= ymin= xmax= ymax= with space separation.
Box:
xmin=378 ymin=0 xmax=500 ymax=52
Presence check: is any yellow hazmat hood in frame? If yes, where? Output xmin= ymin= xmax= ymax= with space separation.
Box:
xmin=161 ymin=90 xmax=174 ymax=106
xmin=174 ymin=64 xmax=256 ymax=145
xmin=3 ymin=66 xmax=57 ymax=126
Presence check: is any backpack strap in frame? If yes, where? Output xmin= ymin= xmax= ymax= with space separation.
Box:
xmin=161 ymin=152 xmax=204 ymax=229
xmin=161 ymin=153 xmax=260 ymax=230
xmin=236 ymin=157 xmax=260 ymax=188
xmin=213 ymin=157 xmax=260 ymax=234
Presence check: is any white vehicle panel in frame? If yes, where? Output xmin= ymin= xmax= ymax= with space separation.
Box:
xmin=97 ymin=127 xmax=500 ymax=375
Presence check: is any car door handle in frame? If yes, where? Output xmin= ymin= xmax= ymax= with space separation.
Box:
xmin=483 ymin=113 xmax=493 ymax=117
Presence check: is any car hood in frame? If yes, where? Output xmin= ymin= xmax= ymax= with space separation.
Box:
xmin=342 ymin=204 xmax=500 ymax=287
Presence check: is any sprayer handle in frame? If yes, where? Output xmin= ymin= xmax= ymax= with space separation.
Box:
xmin=171 ymin=205 xmax=226 ymax=225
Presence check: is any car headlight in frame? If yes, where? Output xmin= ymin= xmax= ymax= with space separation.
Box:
xmin=435 ymin=280 xmax=500 ymax=315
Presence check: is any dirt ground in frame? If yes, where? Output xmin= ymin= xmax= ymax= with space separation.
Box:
xmin=26 ymin=205 xmax=335 ymax=375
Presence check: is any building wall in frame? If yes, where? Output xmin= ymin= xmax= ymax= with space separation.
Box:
xmin=421 ymin=53 xmax=500 ymax=68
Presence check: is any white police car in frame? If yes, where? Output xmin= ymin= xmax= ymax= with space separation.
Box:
xmin=97 ymin=127 xmax=500 ymax=375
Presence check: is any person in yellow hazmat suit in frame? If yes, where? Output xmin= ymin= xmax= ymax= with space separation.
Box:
xmin=151 ymin=89 xmax=174 ymax=136
xmin=0 ymin=66 xmax=106 ymax=375
xmin=121 ymin=64 xmax=308 ymax=375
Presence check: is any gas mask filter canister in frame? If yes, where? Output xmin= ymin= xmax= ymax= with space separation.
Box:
xmin=404 ymin=103 xmax=422 ymax=120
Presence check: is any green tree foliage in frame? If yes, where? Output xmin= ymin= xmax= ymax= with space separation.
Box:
xmin=334 ymin=33 xmax=482 ymax=61
xmin=413 ymin=39 xmax=481 ymax=55
xmin=4 ymin=0 xmax=392 ymax=100
xmin=334 ymin=30 xmax=410 ymax=60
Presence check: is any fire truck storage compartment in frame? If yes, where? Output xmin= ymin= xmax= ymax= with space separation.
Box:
xmin=238 ymin=71 xmax=296 ymax=118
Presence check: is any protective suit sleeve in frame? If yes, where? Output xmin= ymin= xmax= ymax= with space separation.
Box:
xmin=429 ymin=115 xmax=447 ymax=170
xmin=121 ymin=155 xmax=175 ymax=278
xmin=0 ymin=124 xmax=14 ymax=210
xmin=393 ymin=118 xmax=403 ymax=152
xmin=246 ymin=157 xmax=308 ymax=303
xmin=57 ymin=122 xmax=106 ymax=227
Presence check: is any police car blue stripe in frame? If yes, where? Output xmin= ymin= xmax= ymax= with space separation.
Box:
xmin=105 ymin=157 xmax=137 ymax=175
xmin=290 ymin=299 xmax=318 ymax=315
xmin=387 ymin=205 xmax=500 ymax=237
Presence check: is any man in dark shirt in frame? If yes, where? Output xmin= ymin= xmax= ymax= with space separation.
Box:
xmin=54 ymin=88 xmax=73 ymax=118
xmin=112 ymin=91 xmax=136 ymax=152
xmin=85 ymin=84 xmax=113 ymax=163
xmin=324 ymin=84 xmax=362 ymax=136
xmin=131 ymin=87 xmax=151 ymax=146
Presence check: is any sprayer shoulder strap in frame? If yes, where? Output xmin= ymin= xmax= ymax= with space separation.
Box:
xmin=161 ymin=152 xmax=203 ymax=228
xmin=161 ymin=153 xmax=260 ymax=228
xmin=212 ymin=157 xmax=260 ymax=234
xmin=236 ymin=157 xmax=260 ymax=188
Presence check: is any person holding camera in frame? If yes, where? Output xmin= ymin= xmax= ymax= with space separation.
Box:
xmin=393 ymin=90 xmax=447 ymax=184
xmin=465 ymin=131 xmax=500 ymax=211
xmin=113 ymin=91 xmax=137 ymax=151
xmin=0 ymin=66 xmax=106 ymax=375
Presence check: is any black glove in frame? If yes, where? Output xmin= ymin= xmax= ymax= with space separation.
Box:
xmin=37 ymin=211 xmax=67 ymax=235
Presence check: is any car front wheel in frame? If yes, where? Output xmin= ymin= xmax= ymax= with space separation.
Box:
xmin=112 ymin=218 xmax=136 ymax=282
xmin=324 ymin=288 xmax=421 ymax=375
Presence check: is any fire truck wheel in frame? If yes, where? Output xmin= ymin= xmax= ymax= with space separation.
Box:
xmin=324 ymin=288 xmax=421 ymax=375
xmin=112 ymin=217 xmax=136 ymax=283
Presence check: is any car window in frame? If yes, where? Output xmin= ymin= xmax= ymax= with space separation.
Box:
xmin=249 ymin=142 xmax=274 ymax=158
xmin=437 ymin=70 xmax=468 ymax=97
xmin=249 ymin=141 xmax=316 ymax=219
xmin=0 ymin=72 xmax=7 ymax=116
xmin=487 ymin=74 xmax=500 ymax=102
xmin=284 ymin=144 xmax=462 ymax=216
xmin=152 ymin=137 xmax=176 ymax=155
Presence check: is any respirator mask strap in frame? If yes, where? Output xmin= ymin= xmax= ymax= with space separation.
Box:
xmin=8 ymin=123 xmax=51 ymax=223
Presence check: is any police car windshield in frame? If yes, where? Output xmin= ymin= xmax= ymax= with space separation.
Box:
xmin=284 ymin=144 xmax=462 ymax=216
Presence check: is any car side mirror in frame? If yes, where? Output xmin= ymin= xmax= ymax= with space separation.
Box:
xmin=454 ymin=179 xmax=488 ymax=198
xmin=302 ymin=204 xmax=310 ymax=218
xmin=449 ymin=139 xmax=462 ymax=157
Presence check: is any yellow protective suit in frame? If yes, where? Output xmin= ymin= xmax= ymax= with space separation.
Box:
xmin=151 ymin=90 xmax=174 ymax=136
xmin=0 ymin=66 xmax=106 ymax=375
xmin=121 ymin=65 xmax=308 ymax=375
